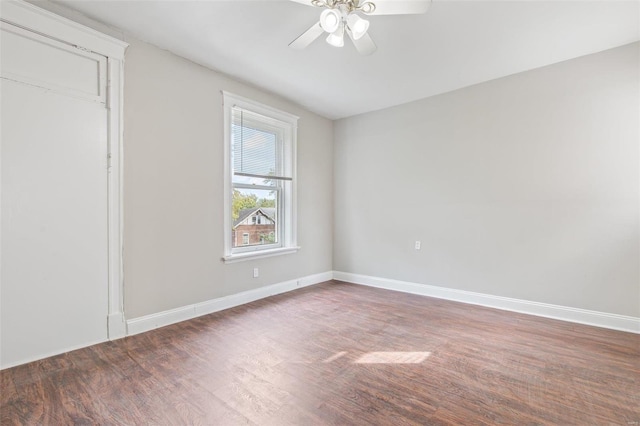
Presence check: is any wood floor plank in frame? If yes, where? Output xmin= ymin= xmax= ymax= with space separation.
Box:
xmin=2 ymin=281 xmax=639 ymax=425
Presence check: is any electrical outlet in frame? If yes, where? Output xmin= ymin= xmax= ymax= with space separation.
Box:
xmin=415 ymin=241 xmax=421 ymax=250
xmin=253 ymin=267 xmax=259 ymax=278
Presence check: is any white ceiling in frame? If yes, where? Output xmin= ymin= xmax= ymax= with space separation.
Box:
xmin=54 ymin=0 xmax=639 ymax=119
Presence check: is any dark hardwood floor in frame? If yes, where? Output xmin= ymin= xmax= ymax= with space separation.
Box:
xmin=2 ymin=281 xmax=639 ymax=425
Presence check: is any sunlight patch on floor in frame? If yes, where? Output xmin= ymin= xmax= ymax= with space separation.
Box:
xmin=354 ymin=351 xmax=431 ymax=364
xmin=323 ymin=351 xmax=348 ymax=363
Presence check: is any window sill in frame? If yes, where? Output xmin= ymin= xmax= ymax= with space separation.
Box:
xmin=222 ymin=246 xmax=300 ymax=264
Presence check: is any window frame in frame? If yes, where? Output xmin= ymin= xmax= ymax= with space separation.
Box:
xmin=222 ymin=91 xmax=299 ymax=263
xmin=231 ymin=112 xmax=284 ymax=254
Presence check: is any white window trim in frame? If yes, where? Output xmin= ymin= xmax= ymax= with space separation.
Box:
xmin=222 ymin=91 xmax=299 ymax=263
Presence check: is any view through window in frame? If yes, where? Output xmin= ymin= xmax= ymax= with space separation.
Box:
xmin=223 ymin=92 xmax=298 ymax=260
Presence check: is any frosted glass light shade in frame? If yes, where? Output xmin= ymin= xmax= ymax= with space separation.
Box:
xmin=326 ymin=26 xmax=344 ymax=47
xmin=347 ymin=13 xmax=369 ymax=40
xmin=320 ymin=9 xmax=341 ymax=33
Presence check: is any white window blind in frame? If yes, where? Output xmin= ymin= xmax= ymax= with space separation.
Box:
xmin=223 ymin=92 xmax=299 ymax=263
xmin=232 ymin=107 xmax=292 ymax=181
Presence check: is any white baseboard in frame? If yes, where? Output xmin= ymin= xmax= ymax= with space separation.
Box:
xmin=107 ymin=312 xmax=126 ymax=340
xmin=333 ymin=271 xmax=640 ymax=334
xmin=126 ymin=271 xmax=332 ymax=336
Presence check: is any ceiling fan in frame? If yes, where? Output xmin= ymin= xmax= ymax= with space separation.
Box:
xmin=289 ymin=0 xmax=431 ymax=55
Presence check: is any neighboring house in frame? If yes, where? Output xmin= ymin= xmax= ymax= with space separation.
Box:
xmin=233 ymin=208 xmax=276 ymax=246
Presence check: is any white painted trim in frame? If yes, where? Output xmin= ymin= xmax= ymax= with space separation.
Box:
xmin=126 ymin=271 xmax=332 ymax=336
xmin=1 ymin=0 xmax=128 ymax=342
xmin=221 ymin=91 xmax=298 ymax=261
xmin=106 ymin=56 xmax=126 ymax=340
xmin=0 ymin=0 xmax=127 ymax=59
xmin=0 ymin=22 xmax=108 ymax=104
xmin=222 ymin=246 xmax=301 ymax=263
xmin=108 ymin=313 xmax=126 ymax=338
xmin=221 ymin=91 xmax=299 ymax=122
xmin=333 ymin=271 xmax=640 ymax=334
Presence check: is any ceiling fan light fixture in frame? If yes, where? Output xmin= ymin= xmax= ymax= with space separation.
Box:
xmin=347 ymin=13 xmax=369 ymax=40
xmin=326 ymin=23 xmax=345 ymax=47
xmin=320 ymin=9 xmax=341 ymax=33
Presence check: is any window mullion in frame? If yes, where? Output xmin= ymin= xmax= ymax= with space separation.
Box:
xmin=233 ymin=183 xmax=277 ymax=191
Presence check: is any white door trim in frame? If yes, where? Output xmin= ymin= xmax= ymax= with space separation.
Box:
xmin=0 ymin=0 xmax=127 ymax=59
xmin=1 ymin=0 xmax=128 ymax=340
xmin=106 ymin=56 xmax=126 ymax=339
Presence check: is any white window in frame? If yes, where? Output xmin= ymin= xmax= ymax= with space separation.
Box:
xmin=222 ymin=92 xmax=299 ymax=262
xmin=242 ymin=233 xmax=249 ymax=245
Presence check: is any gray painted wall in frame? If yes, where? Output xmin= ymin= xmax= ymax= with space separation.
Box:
xmin=334 ymin=43 xmax=639 ymax=317
xmin=122 ymin=39 xmax=334 ymax=318
xmin=22 ymin=0 xmax=640 ymax=321
xmin=28 ymin=0 xmax=334 ymax=320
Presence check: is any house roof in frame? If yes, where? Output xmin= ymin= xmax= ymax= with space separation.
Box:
xmin=233 ymin=207 xmax=276 ymax=228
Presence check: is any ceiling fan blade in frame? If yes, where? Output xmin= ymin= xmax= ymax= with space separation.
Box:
xmin=347 ymin=29 xmax=377 ymax=56
xmin=289 ymin=22 xmax=324 ymax=50
xmin=363 ymin=0 xmax=431 ymax=15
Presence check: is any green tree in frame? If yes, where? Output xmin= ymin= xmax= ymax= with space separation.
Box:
xmin=232 ymin=190 xmax=257 ymax=220
xmin=257 ymin=198 xmax=275 ymax=208
xmin=259 ymin=232 xmax=276 ymax=244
